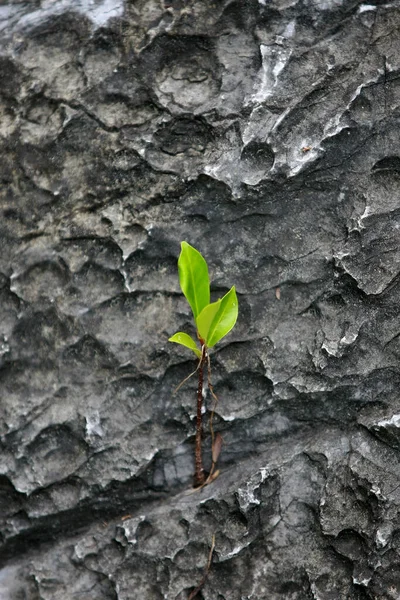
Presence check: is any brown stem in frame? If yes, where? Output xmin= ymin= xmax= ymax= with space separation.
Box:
xmin=188 ymin=534 xmax=215 ymax=599
xmin=194 ymin=347 xmax=206 ymax=487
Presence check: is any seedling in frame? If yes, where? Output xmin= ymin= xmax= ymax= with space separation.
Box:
xmin=169 ymin=242 xmax=238 ymax=487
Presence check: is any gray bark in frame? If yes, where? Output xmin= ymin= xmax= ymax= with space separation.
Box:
xmin=1 ymin=0 xmax=400 ymax=598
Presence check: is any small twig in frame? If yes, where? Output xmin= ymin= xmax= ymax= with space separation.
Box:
xmin=207 ymin=355 xmax=222 ymax=479
xmin=174 ymin=348 xmax=222 ymax=489
xmin=173 ymin=354 xmax=203 ymax=395
xmin=184 ymin=468 xmax=220 ymax=495
xmin=188 ymin=534 xmax=216 ymax=600
xmin=185 ymin=357 xmax=223 ymax=493
xmin=194 ymin=345 xmax=207 ymax=487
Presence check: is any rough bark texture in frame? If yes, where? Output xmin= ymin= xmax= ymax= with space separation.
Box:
xmin=1 ymin=0 xmax=400 ymax=598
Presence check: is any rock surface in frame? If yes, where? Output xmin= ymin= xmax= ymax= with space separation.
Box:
xmin=1 ymin=0 xmax=400 ymax=598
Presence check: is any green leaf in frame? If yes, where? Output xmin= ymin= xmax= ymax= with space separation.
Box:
xmin=168 ymin=332 xmax=202 ymax=358
xmin=196 ymin=298 xmax=221 ymax=342
xmin=201 ymin=286 xmax=238 ymax=348
xmin=178 ymin=242 xmax=210 ymax=320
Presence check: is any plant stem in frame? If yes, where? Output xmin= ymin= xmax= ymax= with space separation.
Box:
xmin=188 ymin=534 xmax=215 ymax=599
xmin=194 ymin=347 xmax=206 ymax=487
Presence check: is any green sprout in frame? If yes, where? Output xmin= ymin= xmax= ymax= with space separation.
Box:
xmin=169 ymin=242 xmax=238 ymax=487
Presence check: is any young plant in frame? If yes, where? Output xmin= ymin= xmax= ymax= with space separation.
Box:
xmin=169 ymin=242 xmax=238 ymax=487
